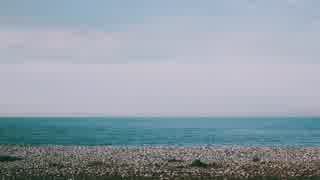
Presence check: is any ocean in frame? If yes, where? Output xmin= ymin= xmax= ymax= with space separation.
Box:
xmin=0 ymin=117 xmax=319 ymax=147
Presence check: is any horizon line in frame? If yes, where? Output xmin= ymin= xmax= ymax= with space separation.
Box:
xmin=0 ymin=115 xmax=319 ymax=119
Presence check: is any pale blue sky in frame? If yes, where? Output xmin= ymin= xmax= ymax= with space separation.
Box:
xmin=0 ymin=1 xmax=320 ymax=116
xmin=1 ymin=0 xmax=320 ymax=31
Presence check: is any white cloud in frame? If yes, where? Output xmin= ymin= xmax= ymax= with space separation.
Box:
xmin=0 ymin=28 xmax=125 ymax=63
xmin=0 ymin=28 xmax=320 ymax=64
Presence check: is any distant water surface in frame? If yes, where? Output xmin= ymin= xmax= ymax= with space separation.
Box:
xmin=0 ymin=117 xmax=319 ymax=147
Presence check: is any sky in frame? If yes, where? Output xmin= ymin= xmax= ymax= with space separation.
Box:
xmin=0 ymin=0 xmax=320 ymax=116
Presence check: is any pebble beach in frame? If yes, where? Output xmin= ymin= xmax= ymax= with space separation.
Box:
xmin=0 ymin=145 xmax=320 ymax=179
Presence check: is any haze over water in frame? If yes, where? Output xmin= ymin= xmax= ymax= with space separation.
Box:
xmin=0 ymin=117 xmax=319 ymax=147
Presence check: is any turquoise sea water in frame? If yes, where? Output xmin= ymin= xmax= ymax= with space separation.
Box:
xmin=0 ymin=117 xmax=319 ymax=147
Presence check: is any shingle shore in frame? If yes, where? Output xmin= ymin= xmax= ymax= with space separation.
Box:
xmin=0 ymin=145 xmax=319 ymax=179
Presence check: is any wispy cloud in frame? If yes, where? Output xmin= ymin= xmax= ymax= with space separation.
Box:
xmin=1 ymin=0 xmax=320 ymax=64
xmin=0 ymin=28 xmax=319 ymax=64
xmin=0 ymin=29 xmax=124 ymax=63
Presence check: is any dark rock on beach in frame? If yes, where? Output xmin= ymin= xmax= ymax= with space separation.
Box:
xmin=167 ymin=158 xmax=184 ymax=163
xmin=190 ymin=159 xmax=208 ymax=168
xmin=0 ymin=155 xmax=23 ymax=162
xmin=252 ymin=155 xmax=261 ymax=162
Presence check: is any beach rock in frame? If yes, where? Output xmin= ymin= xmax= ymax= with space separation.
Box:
xmin=190 ymin=159 xmax=208 ymax=168
xmin=0 ymin=155 xmax=23 ymax=162
xmin=167 ymin=158 xmax=184 ymax=163
xmin=252 ymin=155 xmax=261 ymax=162
xmin=48 ymin=162 xmax=65 ymax=169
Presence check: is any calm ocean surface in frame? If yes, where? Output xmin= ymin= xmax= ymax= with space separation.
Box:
xmin=0 ymin=117 xmax=319 ymax=147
